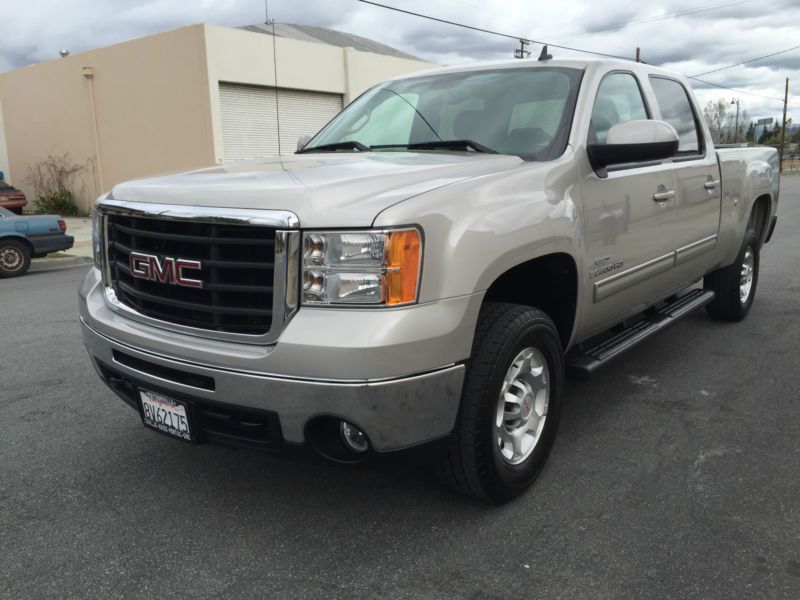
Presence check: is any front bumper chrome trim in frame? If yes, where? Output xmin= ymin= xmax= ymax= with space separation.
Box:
xmin=81 ymin=319 xmax=465 ymax=450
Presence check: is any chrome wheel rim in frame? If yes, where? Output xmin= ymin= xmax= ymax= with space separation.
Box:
xmin=495 ymin=347 xmax=550 ymax=465
xmin=739 ymin=247 xmax=754 ymax=303
xmin=0 ymin=247 xmax=23 ymax=271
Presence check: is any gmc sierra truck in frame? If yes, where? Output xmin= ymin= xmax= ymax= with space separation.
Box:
xmin=79 ymin=58 xmax=779 ymax=503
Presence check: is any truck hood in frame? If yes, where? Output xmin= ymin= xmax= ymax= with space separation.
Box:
xmin=110 ymin=152 xmax=523 ymax=227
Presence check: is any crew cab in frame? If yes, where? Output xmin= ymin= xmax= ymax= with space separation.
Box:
xmin=79 ymin=58 xmax=779 ymax=502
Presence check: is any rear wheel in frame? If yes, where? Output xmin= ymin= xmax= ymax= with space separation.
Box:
xmin=0 ymin=239 xmax=31 ymax=278
xmin=704 ymin=230 xmax=759 ymax=321
xmin=437 ymin=302 xmax=564 ymax=503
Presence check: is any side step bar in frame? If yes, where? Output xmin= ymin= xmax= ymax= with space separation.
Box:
xmin=566 ymin=289 xmax=715 ymax=381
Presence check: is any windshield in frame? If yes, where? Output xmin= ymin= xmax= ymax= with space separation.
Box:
xmin=304 ymin=67 xmax=583 ymax=160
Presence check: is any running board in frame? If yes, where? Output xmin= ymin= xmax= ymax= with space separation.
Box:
xmin=566 ymin=289 xmax=715 ymax=381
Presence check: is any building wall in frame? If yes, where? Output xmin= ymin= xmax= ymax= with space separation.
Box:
xmin=204 ymin=24 xmax=436 ymax=162
xmin=0 ymin=23 xmax=436 ymax=213
xmin=0 ymin=25 xmax=215 ymax=213
xmin=342 ymin=47 xmax=435 ymax=103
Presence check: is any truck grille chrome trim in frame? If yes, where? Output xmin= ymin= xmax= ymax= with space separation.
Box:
xmin=97 ymin=199 xmax=300 ymax=228
xmin=97 ymin=200 xmax=300 ymax=345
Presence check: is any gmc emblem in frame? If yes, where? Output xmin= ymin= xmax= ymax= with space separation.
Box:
xmin=129 ymin=251 xmax=203 ymax=289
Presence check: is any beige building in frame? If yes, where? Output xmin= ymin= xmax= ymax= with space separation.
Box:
xmin=0 ymin=23 xmax=435 ymax=212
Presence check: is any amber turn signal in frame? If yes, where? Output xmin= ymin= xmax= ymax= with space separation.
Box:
xmin=385 ymin=228 xmax=421 ymax=305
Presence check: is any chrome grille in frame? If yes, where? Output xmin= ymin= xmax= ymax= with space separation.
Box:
xmin=106 ymin=214 xmax=276 ymax=335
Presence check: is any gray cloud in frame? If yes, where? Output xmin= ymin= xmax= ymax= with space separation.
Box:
xmin=1 ymin=0 xmax=797 ymax=120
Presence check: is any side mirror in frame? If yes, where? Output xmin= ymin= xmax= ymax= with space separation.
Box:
xmin=297 ymin=134 xmax=313 ymax=152
xmin=587 ymin=120 xmax=679 ymax=174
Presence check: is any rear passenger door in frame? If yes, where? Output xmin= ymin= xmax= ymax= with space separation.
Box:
xmin=649 ymin=76 xmax=721 ymax=275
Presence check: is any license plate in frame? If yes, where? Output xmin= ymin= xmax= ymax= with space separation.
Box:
xmin=140 ymin=389 xmax=192 ymax=441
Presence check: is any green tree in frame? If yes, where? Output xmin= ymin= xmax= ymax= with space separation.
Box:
xmin=703 ymin=99 xmax=729 ymax=144
xmin=745 ymin=121 xmax=755 ymax=143
xmin=703 ymin=98 xmax=749 ymax=143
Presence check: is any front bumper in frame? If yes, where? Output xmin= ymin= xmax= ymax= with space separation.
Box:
xmin=80 ymin=269 xmax=480 ymax=451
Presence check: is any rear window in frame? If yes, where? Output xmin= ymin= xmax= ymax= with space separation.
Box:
xmin=649 ymin=77 xmax=702 ymax=154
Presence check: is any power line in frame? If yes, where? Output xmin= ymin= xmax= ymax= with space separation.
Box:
xmin=689 ymin=45 xmax=800 ymax=77
xmin=354 ymin=0 xmax=632 ymax=60
xmin=579 ymin=0 xmax=750 ymax=35
xmin=355 ymin=0 xmax=795 ymax=107
xmin=686 ymin=76 xmax=785 ymax=103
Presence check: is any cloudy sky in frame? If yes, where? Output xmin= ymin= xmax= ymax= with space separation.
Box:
xmin=1 ymin=0 xmax=797 ymax=122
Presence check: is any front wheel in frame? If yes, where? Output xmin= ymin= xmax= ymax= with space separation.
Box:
xmin=0 ymin=239 xmax=31 ymax=278
xmin=437 ymin=303 xmax=564 ymax=503
xmin=704 ymin=230 xmax=760 ymax=322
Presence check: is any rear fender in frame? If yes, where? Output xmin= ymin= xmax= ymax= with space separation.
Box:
xmin=716 ymin=147 xmax=779 ymax=266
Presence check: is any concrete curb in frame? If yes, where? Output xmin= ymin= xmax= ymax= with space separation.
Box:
xmin=30 ymin=255 xmax=94 ymax=272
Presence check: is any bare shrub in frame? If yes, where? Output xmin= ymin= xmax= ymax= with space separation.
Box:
xmin=26 ymin=154 xmax=86 ymax=216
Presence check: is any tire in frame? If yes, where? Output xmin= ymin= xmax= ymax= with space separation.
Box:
xmin=704 ymin=229 xmax=759 ymax=322
xmin=0 ymin=239 xmax=32 ymax=278
xmin=437 ymin=302 xmax=564 ymax=503
xmin=9 ymin=206 xmax=23 ymax=216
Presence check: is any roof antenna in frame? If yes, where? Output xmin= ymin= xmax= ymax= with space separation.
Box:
xmin=538 ymin=45 xmax=552 ymax=61
xmin=271 ymin=16 xmax=282 ymax=155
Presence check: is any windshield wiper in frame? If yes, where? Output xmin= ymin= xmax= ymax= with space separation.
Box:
xmin=298 ymin=140 xmax=370 ymax=153
xmin=406 ymin=139 xmax=497 ymax=154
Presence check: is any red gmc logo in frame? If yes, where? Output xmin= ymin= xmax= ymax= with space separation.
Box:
xmin=129 ymin=251 xmax=203 ymax=289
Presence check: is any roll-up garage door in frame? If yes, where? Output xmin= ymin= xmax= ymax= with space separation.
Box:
xmin=219 ymin=83 xmax=343 ymax=161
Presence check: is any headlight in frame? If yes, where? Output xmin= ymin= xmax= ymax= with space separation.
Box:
xmin=302 ymin=228 xmax=422 ymax=306
xmin=91 ymin=208 xmax=104 ymax=270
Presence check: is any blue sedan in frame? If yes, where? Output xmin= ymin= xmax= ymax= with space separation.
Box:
xmin=0 ymin=207 xmax=74 ymax=278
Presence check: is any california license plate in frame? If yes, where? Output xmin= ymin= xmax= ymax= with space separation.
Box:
xmin=140 ymin=389 xmax=192 ymax=441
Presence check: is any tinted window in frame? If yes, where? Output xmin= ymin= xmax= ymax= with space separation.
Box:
xmin=649 ymin=77 xmax=701 ymax=153
xmin=590 ymin=73 xmax=648 ymax=144
xmin=306 ymin=67 xmax=584 ymax=160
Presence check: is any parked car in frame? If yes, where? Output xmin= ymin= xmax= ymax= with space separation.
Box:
xmin=0 ymin=207 xmax=74 ymax=277
xmin=80 ymin=58 xmax=779 ymax=502
xmin=0 ymin=172 xmax=27 ymax=215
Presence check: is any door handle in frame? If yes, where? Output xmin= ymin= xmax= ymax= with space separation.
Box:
xmin=704 ymin=179 xmax=720 ymax=189
xmin=653 ymin=190 xmax=675 ymax=202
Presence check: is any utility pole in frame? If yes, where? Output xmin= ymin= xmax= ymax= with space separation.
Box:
xmin=635 ymin=47 xmax=640 ymax=63
xmin=514 ymin=39 xmax=530 ymax=59
xmin=779 ymin=77 xmax=789 ymax=172
xmin=730 ymin=98 xmax=740 ymax=143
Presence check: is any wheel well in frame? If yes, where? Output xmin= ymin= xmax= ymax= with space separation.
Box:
xmin=483 ymin=253 xmax=577 ymax=347
xmin=0 ymin=235 xmax=33 ymax=253
xmin=749 ymin=195 xmax=771 ymax=244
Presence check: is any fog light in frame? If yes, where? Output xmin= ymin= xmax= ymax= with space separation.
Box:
xmin=339 ymin=421 xmax=369 ymax=453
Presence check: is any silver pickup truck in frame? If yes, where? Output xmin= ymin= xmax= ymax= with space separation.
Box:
xmin=79 ymin=58 xmax=779 ymax=502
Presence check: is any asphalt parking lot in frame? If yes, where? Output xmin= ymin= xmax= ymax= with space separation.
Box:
xmin=2 ymin=178 xmax=799 ymax=599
